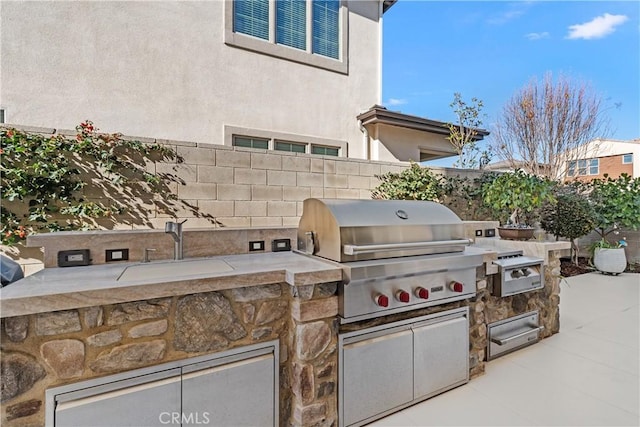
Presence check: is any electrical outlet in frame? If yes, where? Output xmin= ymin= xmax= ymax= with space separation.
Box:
xmin=249 ymin=240 xmax=265 ymax=252
xmin=106 ymin=248 xmax=129 ymax=262
xmin=475 ymin=229 xmax=483 ymax=237
xmin=58 ymin=249 xmax=91 ymax=267
xmin=485 ymin=229 xmax=496 ymax=237
xmin=272 ymin=239 xmax=291 ymax=252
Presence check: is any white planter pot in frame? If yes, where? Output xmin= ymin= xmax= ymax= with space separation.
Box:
xmin=593 ymin=248 xmax=627 ymax=274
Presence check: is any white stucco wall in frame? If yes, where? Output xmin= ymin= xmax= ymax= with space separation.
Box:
xmin=0 ymin=1 xmax=382 ymax=159
xmin=371 ymin=125 xmax=453 ymax=162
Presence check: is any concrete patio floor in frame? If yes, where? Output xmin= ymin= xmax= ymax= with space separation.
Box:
xmin=369 ymin=272 xmax=640 ymax=426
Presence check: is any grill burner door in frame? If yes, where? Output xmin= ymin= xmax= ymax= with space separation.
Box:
xmin=492 ymin=255 xmax=544 ymax=297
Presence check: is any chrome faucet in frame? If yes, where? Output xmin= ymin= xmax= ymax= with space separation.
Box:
xmin=165 ymin=219 xmax=187 ymax=260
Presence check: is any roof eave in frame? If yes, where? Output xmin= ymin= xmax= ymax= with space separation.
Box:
xmin=383 ymin=0 xmax=398 ymax=13
xmin=357 ymin=106 xmax=490 ymax=141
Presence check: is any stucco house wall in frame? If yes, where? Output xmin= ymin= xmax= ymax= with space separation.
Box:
xmin=0 ymin=0 xmax=383 ymax=159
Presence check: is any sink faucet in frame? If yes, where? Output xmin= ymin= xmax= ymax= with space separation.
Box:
xmin=165 ymin=219 xmax=187 ymax=260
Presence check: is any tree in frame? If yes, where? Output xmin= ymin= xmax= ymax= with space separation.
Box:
xmin=540 ymin=187 xmax=596 ymax=265
xmin=446 ymin=93 xmax=490 ymax=169
xmin=491 ymin=72 xmax=610 ymax=179
xmin=589 ymin=173 xmax=640 ymax=243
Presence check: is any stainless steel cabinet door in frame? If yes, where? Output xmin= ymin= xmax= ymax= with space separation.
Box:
xmin=413 ymin=316 xmax=468 ymax=399
xmin=54 ymin=369 xmax=181 ymax=427
xmin=182 ymin=353 xmax=276 ymax=426
xmin=342 ymin=328 xmax=413 ymax=426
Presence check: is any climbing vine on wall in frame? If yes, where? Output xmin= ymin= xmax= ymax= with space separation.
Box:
xmin=0 ymin=121 xmax=180 ymax=245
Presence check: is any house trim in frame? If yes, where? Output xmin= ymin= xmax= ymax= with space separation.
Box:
xmin=357 ymin=105 xmax=490 ymax=140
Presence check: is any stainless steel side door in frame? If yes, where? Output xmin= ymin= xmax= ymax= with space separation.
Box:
xmin=182 ymin=351 xmax=276 ymax=426
xmin=54 ymin=368 xmax=181 ymax=427
xmin=413 ymin=315 xmax=468 ymax=399
xmin=341 ymin=327 xmax=413 ymax=426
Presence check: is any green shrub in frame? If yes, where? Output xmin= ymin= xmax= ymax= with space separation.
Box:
xmin=372 ymin=162 xmax=445 ymax=201
xmin=481 ymin=169 xmax=555 ymax=226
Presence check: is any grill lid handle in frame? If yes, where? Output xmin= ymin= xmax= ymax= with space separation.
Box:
xmin=343 ymin=239 xmax=472 ymax=255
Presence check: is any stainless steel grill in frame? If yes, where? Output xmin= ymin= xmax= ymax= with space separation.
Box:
xmin=297 ymin=198 xmax=485 ymax=323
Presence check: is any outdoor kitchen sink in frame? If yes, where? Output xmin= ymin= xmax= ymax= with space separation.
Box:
xmin=117 ymin=258 xmax=234 ymax=282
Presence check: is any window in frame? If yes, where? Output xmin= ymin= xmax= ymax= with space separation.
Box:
xmin=276 ymin=0 xmax=307 ymax=50
xmin=234 ymin=0 xmax=269 ymax=40
xmin=311 ymin=145 xmax=339 ymax=156
xmin=233 ymin=136 xmax=269 ymax=149
xmin=623 ymin=154 xmax=633 ymax=164
xmin=226 ymin=0 xmax=346 ymax=73
xmin=312 ymin=0 xmax=340 ymax=59
xmin=275 ymin=140 xmax=306 ymax=153
xmin=567 ymin=159 xmax=598 ymax=176
xmin=225 ymin=125 xmax=345 ymax=156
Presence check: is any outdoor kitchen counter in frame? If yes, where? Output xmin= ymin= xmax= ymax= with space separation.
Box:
xmin=474 ymin=237 xmax=571 ymax=265
xmin=0 ymin=251 xmax=343 ymax=318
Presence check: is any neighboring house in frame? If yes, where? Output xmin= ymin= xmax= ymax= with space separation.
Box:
xmin=0 ymin=0 xmax=484 ymax=163
xmin=564 ymin=139 xmax=639 ymax=181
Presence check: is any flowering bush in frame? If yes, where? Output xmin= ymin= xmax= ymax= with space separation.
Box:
xmin=1 ymin=121 xmax=178 ymax=245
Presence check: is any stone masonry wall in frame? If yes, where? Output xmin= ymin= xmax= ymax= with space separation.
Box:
xmin=0 ymin=281 xmax=339 ymax=426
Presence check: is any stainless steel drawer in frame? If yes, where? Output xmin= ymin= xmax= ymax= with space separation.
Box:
xmin=487 ymin=311 xmax=543 ymax=360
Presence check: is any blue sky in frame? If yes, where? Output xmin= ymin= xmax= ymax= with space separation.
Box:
xmin=381 ymin=1 xmax=639 ymax=166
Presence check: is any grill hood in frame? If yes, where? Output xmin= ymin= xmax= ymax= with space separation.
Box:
xmin=297 ymin=198 xmax=471 ymax=262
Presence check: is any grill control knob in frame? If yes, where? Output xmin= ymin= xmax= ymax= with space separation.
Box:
xmin=511 ymin=270 xmax=522 ymax=278
xmin=415 ymin=287 xmax=429 ymax=299
xmin=374 ymin=294 xmax=389 ymax=307
xmin=396 ymin=290 xmax=410 ymax=303
xmin=521 ymin=268 xmax=531 ymax=277
xmin=449 ymin=281 xmax=464 ymax=293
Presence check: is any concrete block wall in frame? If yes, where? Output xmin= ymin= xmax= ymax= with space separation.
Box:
xmin=135 ymin=140 xmax=411 ymax=229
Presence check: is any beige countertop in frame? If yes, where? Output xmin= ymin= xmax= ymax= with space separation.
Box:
xmin=0 ymin=252 xmax=342 ymax=318
xmin=474 ymin=237 xmax=571 ymax=265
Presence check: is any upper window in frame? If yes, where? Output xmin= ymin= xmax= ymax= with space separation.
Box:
xmin=623 ymin=154 xmax=633 ymax=164
xmin=276 ymin=0 xmax=307 ymax=50
xmin=312 ymin=0 xmax=340 ymax=59
xmin=567 ymin=159 xmax=599 ymax=177
xmin=226 ymin=0 xmax=347 ymax=73
xmin=234 ymin=0 xmax=269 ymax=40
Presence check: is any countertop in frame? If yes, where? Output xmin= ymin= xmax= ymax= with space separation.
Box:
xmin=0 ymin=251 xmax=342 ymax=318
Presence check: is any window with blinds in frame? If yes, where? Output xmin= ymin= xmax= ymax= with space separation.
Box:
xmin=234 ymin=0 xmax=270 ymax=40
xmin=233 ymin=0 xmax=341 ymax=61
xmin=276 ymin=0 xmax=307 ymax=50
xmin=312 ymin=0 xmax=340 ymax=59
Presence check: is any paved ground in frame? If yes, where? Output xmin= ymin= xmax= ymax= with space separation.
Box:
xmin=369 ymin=272 xmax=640 ymax=426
